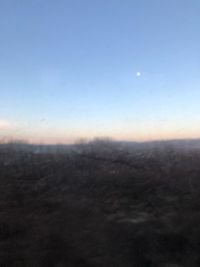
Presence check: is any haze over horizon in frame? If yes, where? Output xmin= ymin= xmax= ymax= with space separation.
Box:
xmin=0 ymin=0 xmax=200 ymax=144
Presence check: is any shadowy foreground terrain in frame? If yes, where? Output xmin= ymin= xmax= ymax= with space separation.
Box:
xmin=1 ymin=139 xmax=200 ymax=266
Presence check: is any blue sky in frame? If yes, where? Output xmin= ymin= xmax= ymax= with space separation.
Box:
xmin=0 ymin=0 xmax=200 ymax=143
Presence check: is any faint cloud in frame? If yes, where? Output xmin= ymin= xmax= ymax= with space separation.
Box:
xmin=0 ymin=120 xmax=11 ymax=129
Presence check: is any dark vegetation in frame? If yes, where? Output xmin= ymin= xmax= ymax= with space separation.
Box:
xmin=1 ymin=139 xmax=200 ymax=266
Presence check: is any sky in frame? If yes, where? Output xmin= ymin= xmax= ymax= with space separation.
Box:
xmin=0 ymin=0 xmax=200 ymax=144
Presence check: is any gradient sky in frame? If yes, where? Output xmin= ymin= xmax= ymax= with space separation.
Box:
xmin=0 ymin=0 xmax=200 ymax=143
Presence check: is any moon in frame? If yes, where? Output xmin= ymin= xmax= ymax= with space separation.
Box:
xmin=136 ymin=72 xmax=141 ymax=77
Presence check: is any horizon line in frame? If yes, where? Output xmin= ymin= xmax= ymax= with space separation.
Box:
xmin=1 ymin=136 xmax=200 ymax=146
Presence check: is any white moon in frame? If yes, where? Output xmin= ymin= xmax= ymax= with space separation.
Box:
xmin=136 ymin=72 xmax=141 ymax=77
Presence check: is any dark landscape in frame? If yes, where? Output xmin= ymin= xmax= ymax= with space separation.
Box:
xmin=1 ymin=139 xmax=200 ymax=266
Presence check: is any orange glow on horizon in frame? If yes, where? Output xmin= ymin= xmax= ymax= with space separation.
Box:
xmin=1 ymin=123 xmax=200 ymax=145
xmin=1 ymin=131 xmax=199 ymax=145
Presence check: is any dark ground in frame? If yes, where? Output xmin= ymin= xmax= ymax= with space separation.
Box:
xmin=1 ymin=140 xmax=200 ymax=266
